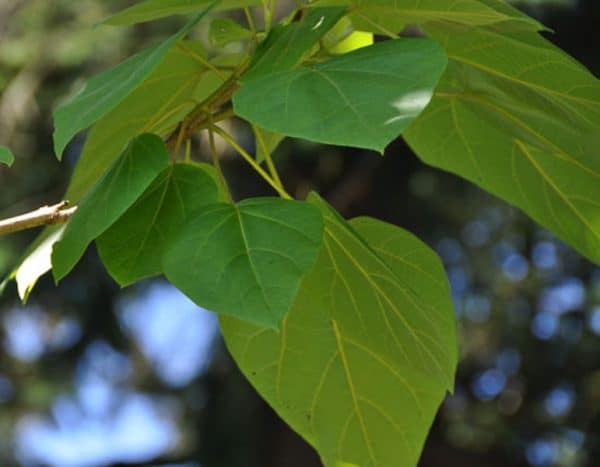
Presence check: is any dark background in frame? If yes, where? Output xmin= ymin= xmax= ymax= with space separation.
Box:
xmin=0 ymin=1 xmax=599 ymax=466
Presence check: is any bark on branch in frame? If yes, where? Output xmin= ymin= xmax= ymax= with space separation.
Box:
xmin=0 ymin=201 xmax=76 ymax=236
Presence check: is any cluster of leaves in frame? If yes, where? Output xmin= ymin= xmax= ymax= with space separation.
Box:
xmin=1 ymin=0 xmax=599 ymax=466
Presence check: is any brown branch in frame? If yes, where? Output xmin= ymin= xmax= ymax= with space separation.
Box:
xmin=0 ymin=201 xmax=76 ymax=236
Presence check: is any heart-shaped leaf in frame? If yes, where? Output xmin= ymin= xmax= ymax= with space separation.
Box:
xmin=234 ymin=38 xmax=447 ymax=152
xmin=163 ymin=198 xmax=324 ymax=328
xmin=220 ymin=194 xmax=457 ymax=467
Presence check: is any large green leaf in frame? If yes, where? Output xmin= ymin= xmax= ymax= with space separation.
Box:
xmin=163 ymin=198 xmax=324 ymax=328
xmin=312 ymin=0 xmax=542 ymax=36
xmin=234 ymin=38 xmax=447 ymax=152
xmin=220 ymin=194 xmax=457 ymax=467
xmin=243 ymin=7 xmax=346 ymax=81
xmin=104 ymin=0 xmax=260 ymax=26
xmin=96 ymin=163 xmax=224 ymax=286
xmin=52 ymin=134 xmax=169 ymax=282
xmin=404 ymin=25 xmax=600 ymax=265
xmin=53 ymin=8 xmax=212 ymax=158
xmin=0 ymin=146 xmax=14 ymax=167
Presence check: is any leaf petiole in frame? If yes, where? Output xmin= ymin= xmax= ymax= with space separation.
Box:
xmin=211 ymin=125 xmax=291 ymax=200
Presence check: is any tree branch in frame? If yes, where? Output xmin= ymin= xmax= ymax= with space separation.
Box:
xmin=0 ymin=201 xmax=76 ymax=236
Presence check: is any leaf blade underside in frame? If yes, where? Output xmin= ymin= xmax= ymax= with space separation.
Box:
xmin=220 ymin=194 xmax=457 ymax=467
xmin=404 ymin=25 xmax=600 ymax=265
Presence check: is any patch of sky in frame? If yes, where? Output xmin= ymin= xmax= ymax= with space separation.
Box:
xmin=496 ymin=348 xmax=521 ymax=376
xmin=3 ymin=305 xmax=81 ymax=362
xmin=531 ymin=311 xmax=559 ymax=340
xmin=461 ymin=220 xmax=490 ymax=248
xmin=543 ymin=384 xmax=575 ymax=418
xmin=471 ymin=368 xmax=506 ymax=401
xmin=463 ymin=293 xmax=491 ymax=322
xmin=531 ymin=241 xmax=559 ymax=270
xmin=538 ymin=277 xmax=585 ymax=315
xmin=118 ymin=281 xmax=218 ymax=387
xmin=589 ymin=306 xmax=600 ymax=335
xmin=436 ymin=237 xmax=463 ymax=265
xmin=526 ymin=438 xmax=558 ymax=467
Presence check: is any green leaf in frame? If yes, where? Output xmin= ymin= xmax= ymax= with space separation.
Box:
xmin=476 ymin=0 xmax=547 ymax=31
xmin=64 ymin=41 xmax=232 ymax=204
xmin=234 ymin=38 xmax=447 ymax=152
xmin=209 ymin=18 xmax=252 ymax=47
xmin=8 ymin=44 xmax=234 ymax=299
xmin=312 ymin=0 xmax=542 ymax=35
xmin=104 ymin=0 xmax=260 ymax=26
xmin=253 ymin=125 xmax=284 ymax=164
xmin=163 ymin=198 xmax=324 ymax=328
xmin=243 ymin=7 xmax=346 ymax=81
xmin=220 ymin=194 xmax=457 ymax=467
xmin=0 ymin=146 xmax=15 ymax=167
xmin=53 ymin=8 xmax=212 ymax=158
xmin=96 ymin=163 xmax=223 ymax=286
xmin=52 ymin=134 xmax=169 ymax=282
xmin=404 ymin=25 xmax=600 ymax=265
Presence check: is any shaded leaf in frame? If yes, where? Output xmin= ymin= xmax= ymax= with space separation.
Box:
xmin=104 ymin=0 xmax=260 ymax=26
xmin=0 ymin=146 xmax=15 ymax=167
xmin=52 ymin=134 xmax=169 ymax=281
xmin=53 ymin=8 xmax=212 ymax=158
xmin=234 ymin=38 xmax=447 ymax=152
xmin=221 ymin=194 xmax=456 ymax=467
xmin=97 ymin=163 xmax=224 ymax=286
xmin=10 ymin=44 xmax=236 ymax=298
xmin=243 ymin=7 xmax=346 ymax=81
xmin=405 ymin=25 xmax=600 ymax=265
xmin=209 ymin=17 xmax=252 ymax=47
xmin=64 ymin=41 xmax=232 ymax=204
xmin=163 ymin=198 xmax=324 ymax=328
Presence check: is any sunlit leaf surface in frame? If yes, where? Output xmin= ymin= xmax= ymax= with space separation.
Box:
xmin=234 ymin=39 xmax=447 ymax=152
xmin=221 ymin=194 xmax=457 ymax=467
xmin=405 ymin=25 xmax=600 ymax=265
